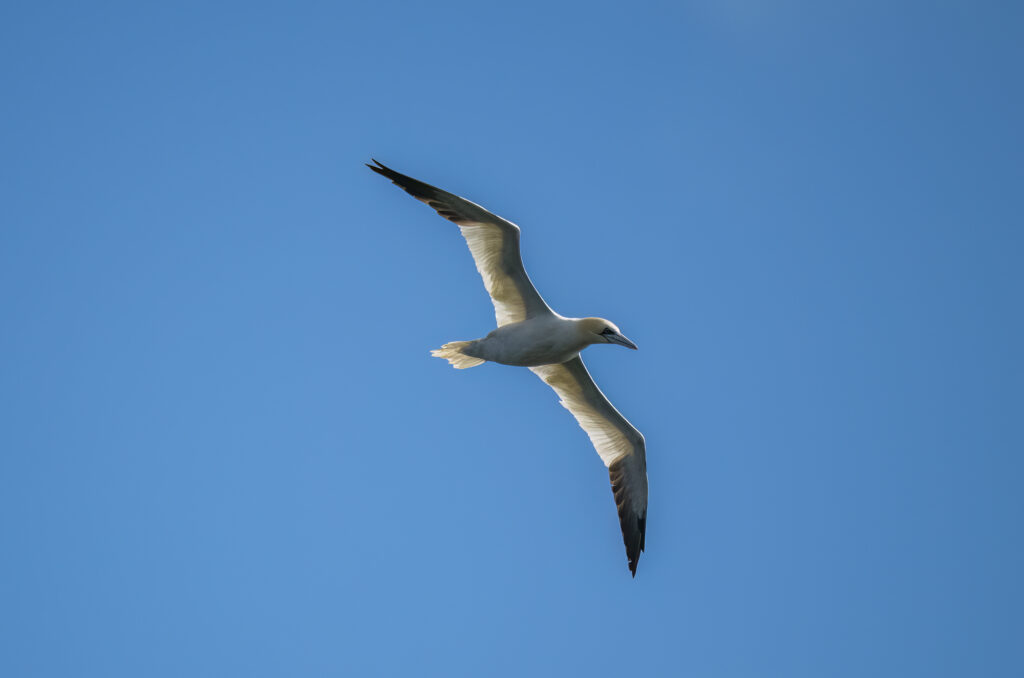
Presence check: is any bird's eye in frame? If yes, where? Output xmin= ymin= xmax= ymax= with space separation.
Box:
xmin=601 ymin=327 xmax=615 ymax=335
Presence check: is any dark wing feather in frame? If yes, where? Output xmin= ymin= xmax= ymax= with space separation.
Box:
xmin=609 ymin=453 xmax=648 ymax=576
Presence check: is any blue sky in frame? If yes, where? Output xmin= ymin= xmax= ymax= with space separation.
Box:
xmin=2 ymin=1 xmax=1022 ymax=676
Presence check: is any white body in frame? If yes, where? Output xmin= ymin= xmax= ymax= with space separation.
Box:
xmin=468 ymin=315 xmax=592 ymax=366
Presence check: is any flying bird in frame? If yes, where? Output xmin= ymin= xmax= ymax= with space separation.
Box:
xmin=367 ymin=160 xmax=648 ymax=576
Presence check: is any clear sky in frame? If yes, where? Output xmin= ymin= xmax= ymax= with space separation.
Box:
xmin=2 ymin=1 xmax=1022 ymax=676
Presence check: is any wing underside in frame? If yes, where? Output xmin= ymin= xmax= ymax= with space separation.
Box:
xmin=367 ymin=160 xmax=552 ymax=326
xmin=530 ymin=357 xmax=648 ymax=576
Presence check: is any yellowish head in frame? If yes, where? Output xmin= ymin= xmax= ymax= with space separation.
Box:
xmin=578 ymin=317 xmax=638 ymax=350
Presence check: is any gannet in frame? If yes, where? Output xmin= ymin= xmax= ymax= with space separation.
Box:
xmin=368 ymin=160 xmax=648 ymax=576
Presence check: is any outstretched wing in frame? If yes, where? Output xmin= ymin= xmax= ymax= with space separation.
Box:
xmin=530 ymin=357 xmax=648 ymax=576
xmin=367 ymin=160 xmax=554 ymax=326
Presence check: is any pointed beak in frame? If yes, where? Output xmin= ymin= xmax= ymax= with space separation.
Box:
xmin=606 ymin=332 xmax=638 ymax=350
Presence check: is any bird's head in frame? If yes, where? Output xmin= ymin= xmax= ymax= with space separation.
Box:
xmin=579 ymin=317 xmax=638 ymax=350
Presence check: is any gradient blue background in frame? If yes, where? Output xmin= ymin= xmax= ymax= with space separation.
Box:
xmin=2 ymin=1 xmax=1022 ymax=676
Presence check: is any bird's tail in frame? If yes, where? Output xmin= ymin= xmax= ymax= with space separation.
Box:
xmin=431 ymin=341 xmax=485 ymax=369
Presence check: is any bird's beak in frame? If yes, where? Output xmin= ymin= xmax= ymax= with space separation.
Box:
xmin=606 ymin=332 xmax=638 ymax=350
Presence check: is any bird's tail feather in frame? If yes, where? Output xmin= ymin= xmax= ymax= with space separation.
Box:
xmin=431 ymin=341 xmax=485 ymax=369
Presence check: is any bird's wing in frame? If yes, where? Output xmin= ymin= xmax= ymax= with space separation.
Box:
xmin=367 ymin=160 xmax=553 ymax=326
xmin=530 ymin=356 xmax=648 ymax=576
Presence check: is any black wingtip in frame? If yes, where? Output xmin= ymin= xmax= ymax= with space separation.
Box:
xmin=366 ymin=159 xmax=405 ymax=183
xmin=610 ymin=459 xmax=647 ymax=578
xmin=628 ymin=514 xmax=646 ymax=577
